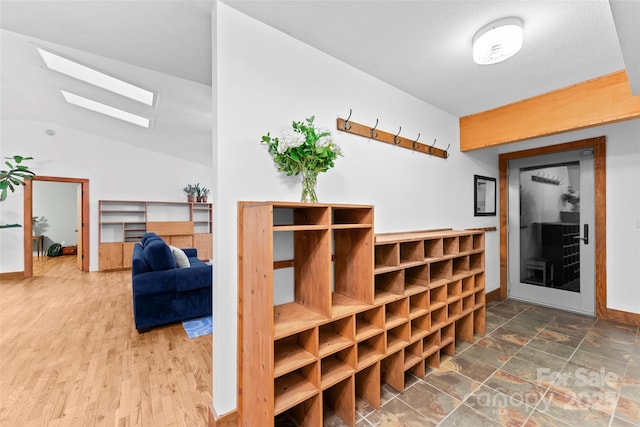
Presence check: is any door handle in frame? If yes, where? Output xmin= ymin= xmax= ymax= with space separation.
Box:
xmin=573 ymin=224 xmax=589 ymax=245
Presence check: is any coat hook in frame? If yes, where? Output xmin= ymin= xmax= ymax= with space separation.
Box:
xmin=428 ymin=138 xmax=436 ymax=154
xmin=412 ymin=133 xmax=420 ymax=149
xmin=443 ymin=143 xmax=450 ymax=158
xmin=343 ymin=108 xmax=352 ymax=130
xmin=393 ymin=126 xmax=402 ymax=145
xmin=370 ymin=118 xmax=379 ymax=138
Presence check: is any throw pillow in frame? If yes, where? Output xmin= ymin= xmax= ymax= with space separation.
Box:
xmin=170 ymin=245 xmax=190 ymax=268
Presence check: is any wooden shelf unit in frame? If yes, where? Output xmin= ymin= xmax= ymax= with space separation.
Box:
xmin=238 ymin=202 xmax=486 ymax=426
xmin=98 ymin=200 xmax=213 ymax=270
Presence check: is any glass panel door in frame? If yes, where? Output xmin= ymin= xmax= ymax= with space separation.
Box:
xmin=508 ymin=149 xmax=594 ymax=315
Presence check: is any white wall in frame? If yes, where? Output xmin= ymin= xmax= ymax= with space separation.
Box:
xmin=0 ymin=120 xmax=214 ymax=273
xmin=33 ymin=180 xmax=79 ymax=253
xmin=498 ymin=119 xmax=640 ymax=315
xmin=212 ymin=3 xmax=499 ymax=414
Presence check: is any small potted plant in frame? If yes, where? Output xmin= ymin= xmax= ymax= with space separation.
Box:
xmin=199 ymin=187 xmax=210 ymax=203
xmin=183 ymin=184 xmax=196 ymax=202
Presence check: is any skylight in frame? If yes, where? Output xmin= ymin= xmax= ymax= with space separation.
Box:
xmin=37 ymin=48 xmax=154 ymax=106
xmin=61 ymin=90 xmax=150 ymax=128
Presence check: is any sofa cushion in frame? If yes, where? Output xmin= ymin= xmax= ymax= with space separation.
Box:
xmin=141 ymin=232 xmax=164 ymax=247
xmin=131 ymin=243 xmax=150 ymax=274
xmin=170 ymin=245 xmax=190 ymax=268
xmin=143 ymin=239 xmax=177 ymax=271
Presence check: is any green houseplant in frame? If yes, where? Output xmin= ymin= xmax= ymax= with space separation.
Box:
xmin=261 ymin=116 xmax=341 ymax=202
xmin=198 ymin=187 xmax=210 ymax=203
xmin=0 ymin=155 xmax=35 ymax=202
xmin=183 ymin=184 xmax=197 ymax=202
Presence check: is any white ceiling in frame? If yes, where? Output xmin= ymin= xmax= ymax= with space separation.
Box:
xmin=224 ymin=0 xmax=635 ymax=117
xmin=1 ymin=0 xmax=637 ymax=163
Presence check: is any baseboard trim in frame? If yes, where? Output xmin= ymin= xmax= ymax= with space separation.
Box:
xmin=0 ymin=271 xmax=24 ymax=281
xmin=209 ymin=405 xmax=238 ymax=427
xmin=606 ymin=308 xmax=640 ymax=326
xmin=486 ymin=288 xmax=502 ymax=303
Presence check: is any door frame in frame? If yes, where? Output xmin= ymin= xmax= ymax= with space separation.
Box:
xmin=23 ymin=176 xmax=90 ymax=278
xmin=499 ymin=136 xmax=606 ymax=318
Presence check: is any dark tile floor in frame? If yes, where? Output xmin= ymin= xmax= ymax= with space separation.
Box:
xmin=347 ymin=299 xmax=640 ymax=427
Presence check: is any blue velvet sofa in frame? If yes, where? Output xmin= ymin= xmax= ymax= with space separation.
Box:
xmin=131 ymin=232 xmax=212 ymax=332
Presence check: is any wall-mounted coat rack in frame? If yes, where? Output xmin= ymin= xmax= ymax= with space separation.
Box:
xmin=531 ymin=174 xmax=561 ymax=185
xmin=336 ymin=110 xmax=449 ymax=159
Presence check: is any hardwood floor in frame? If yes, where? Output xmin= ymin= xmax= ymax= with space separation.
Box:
xmin=0 ymin=255 xmax=212 ymax=426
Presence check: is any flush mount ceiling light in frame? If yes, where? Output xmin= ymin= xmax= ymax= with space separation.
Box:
xmin=37 ymin=48 xmax=154 ymax=106
xmin=473 ymin=17 xmax=524 ymax=65
xmin=61 ymin=90 xmax=150 ymax=128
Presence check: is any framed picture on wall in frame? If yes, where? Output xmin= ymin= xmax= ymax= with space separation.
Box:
xmin=474 ymin=175 xmax=496 ymax=216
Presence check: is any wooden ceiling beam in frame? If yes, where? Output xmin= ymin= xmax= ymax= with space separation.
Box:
xmin=459 ymin=70 xmax=640 ymax=151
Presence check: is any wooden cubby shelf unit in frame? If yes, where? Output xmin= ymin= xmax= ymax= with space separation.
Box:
xmin=239 ymin=203 xmax=486 ymax=426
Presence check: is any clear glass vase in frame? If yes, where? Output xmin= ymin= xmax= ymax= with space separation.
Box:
xmin=300 ymin=170 xmax=318 ymax=203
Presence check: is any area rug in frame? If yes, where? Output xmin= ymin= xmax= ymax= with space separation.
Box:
xmin=182 ymin=315 xmax=213 ymax=339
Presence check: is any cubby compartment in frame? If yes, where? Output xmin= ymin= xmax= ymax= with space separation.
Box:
xmin=319 ymin=317 xmax=354 ymax=358
xmin=276 ymin=392 xmax=322 ymax=427
xmin=323 ymin=377 xmax=355 ymax=426
xmin=462 ymin=294 xmax=475 ymax=315
xmin=423 ymin=330 xmax=440 ymax=357
xmin=386 ymin=322 xmax=410 ymax=354
xmin=404 ymin=341 xmax=423 ymax=371
xmin=475 ymin=272 xmax=485 ymax=291
xmin=332 ymin=206 xmax=373 ymax=226
xmin=273 ymin=206 xmax=330 ymax=228
xmin=381 ymin=350 xmax=404 ymax=392
xmin=430 ymin=259 xmax=452 ymax=288
xmin=443 ymin=236 xmax=459 ymax=255
xmin=424 ymin=238 xmax=444 ymax=259
xmin=374 ymin=270 xmax=404 ymax=303
xmin=334 ymin=227 xmax=375 ymax=305
xmin=470 ymin=252 xmax=484 ymax=273
xmin=440 ymin=323 xmax=455 ymax=356
xmin=455 ymin=312 xmax=474 ymax=343
xmin=399 ymin=240 xmax=424 ymax=266
xmin=374 ymin=243 xmax=399 ymax=273
xmin=355 ymin=306 xmax=384 ymax=342
xmin=447 ymin=299 xmax=462 ymax=321
xmin=274 ymin=302 xmax=327 ymax=341
xmin=429 ymin=283 xmax=447 ymax=311
xmin=291 ymin=228 xmax=332 ymax=317
xmin=409 ymin=291 xmax=428 ymax=319
xmin=462 ymin=276 xmax=475 ymax=296
xmin=410 ymin=314 xmax=430 ymax=342
xmin=274 ymin=362 xmax=320 ymax=416
xmin=447 ymin=280 xmax=462 ymax=304
xmin=404 ymin=264 xmax=429 ymax=295
xmin=430 ymin=306 xmax=447 ymax=330
xmin=274 ymin=328 xmax=318 ymax=378
xmin=473 ymin=233 xmax=485 ymax=251
xmin=321 ymin=346 xmax=356 ymax=390
xmin=452 ymin=256 xmax=470 ymax=279
xmin=424 ymin=350 xmax=440 ymax=370
xmin=357 ymin=333 xmax=385 ymax=370
xmin=474 ymin=289 xmax=485 ymax=309
xmin=458 ymin=235 xmax=473 ymax=253
xmin=384 ymin=298 xmax=409 ymax=329
xmin=355 ymin=362 xmax=381 ymax=409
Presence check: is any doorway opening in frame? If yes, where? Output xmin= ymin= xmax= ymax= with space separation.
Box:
xmin=23 ymin=176 xmax=90 ymax=278
xmin=499 ymin=136 xmax=606 ymax=318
